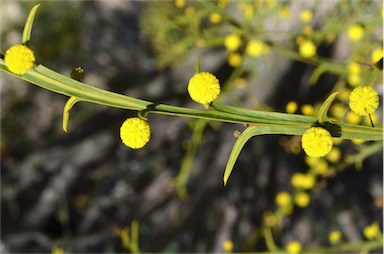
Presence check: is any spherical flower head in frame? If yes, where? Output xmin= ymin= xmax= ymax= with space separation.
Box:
xmin=222 ymin=240 xmax=234 ymax=252
xmin=329 ymin=230 xmax=342 ymax=244
xmin=227 ymin=53 xmax=242 ymax=67
xmin=291 ymin=173 xmax=315 ymax=189
xmin=246 ymin=40 xmax=269 ymax=57
xmin=276 ymin=191 xmax=291 ymax=207
xmin=286 ymin=241 xmax=302 ymax=254
xmin=286 ymin=101 xmax=298 ymax=113
xmin=349 ymin=86 xmax=379 ymax=116
xmin=348 ymin=24 xmax=364 ymax=41
xmin=300 ymin=9 xmax=313 ymax=23
xmin=363 ymin=222 xmax=381 ymax=240
xmin=120 ymin=117 xmax=151 ymax=149
xmin=4 ymin=44 xmax=35 ymax=75
xmin=224 ymin=34 xmax=241 ymax=52
xmin=301 ymin=104 xmax=314 ymax=116
xmin=209 ymin=12 xmax=222 ymax=24
xmin=371 ymin=48 xmax=383 ymax=64
xmin=302 ymin=127 xmax=333 ymax=158
xmin=295 ymin=192 xmax=310 ymax=207
xmin=188 ymin=72 xmax=221 ymax=105
xmin=299 ymin=40 xmax=316 ymax=58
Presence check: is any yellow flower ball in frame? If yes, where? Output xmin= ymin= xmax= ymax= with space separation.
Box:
xmin=329 ymin=230 xmax=342 ymax=244
xmin=295 ymin=192 xmax=310 ymax=207
xmin=224 ymin=34 xmax=241 ymax=52
xmin=349 ymin=86 xmax=379 ymax=116
xmin=301 ymin=104 xmax=315 ymax=116
xmin=222 ymin=240 xmax=234 ymax=252
xmin=348 ymin=62 xmax=361 ymax=74
xmin=326 ymin=147 xmax=342 ymax=163
xmin=276 ymin=191 xmax=291 ymax=207
xmin=246 ymin=40 xmax=268 ymax=57
xmin=313 ymin=159 xmax=328 ymax=175
xmin=120 ymin=117 xmax=151 ymax=149
xmin=188 ymin=72 xmax=221 ymax=104
xmin=300 ymin=9 xmax=313 ymax=23
xmin=227 ymin=53 xmax=242 ymax=67
xmin=371 ymin=48 xmax=383 ymax=64
xmin=174 ymin=0 xmax=185 ymax=8
xmin=302 ymin=127 xmax=333 ymax=158
xmin=286 ymin=241 xmax=302 ymax=254
xmin=291 ymin=173 xmax=315 ymax=189
xmin=363 ymin=222 xmax=381 ymax=240
xmin=4 ymin=44 xmax=35 ymax=75
xmin=280 ymin=6 xmax=291 ymax=19
xmin=209 ymin=12 xmax=222 ymax=24
xmin=299 ymin=40 xmax=316 ymax=58
xmin=348 ymin=24 xmax=364 ymax=41
xmin=286 ymin=101 xmax=298 ymax=113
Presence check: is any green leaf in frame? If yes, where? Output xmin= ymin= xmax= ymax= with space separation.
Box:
xmin=62 ymin=97 xmax=82 ymax=132
xmin=212 ymin=102 xmax=316 ymax=125
xmin=22 ymin=4 xmax=40 ymax=45
xmin=310 ymin=65 xmax=326 ymax=85
xmin=223 ymin=124 xmax=308 ymax=185
xmin=317 ymin=92 xmax=338 ymax=124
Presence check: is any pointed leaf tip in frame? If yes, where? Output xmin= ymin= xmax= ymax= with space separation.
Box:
xmin=22 ymin=3 xmax=41 ymax=45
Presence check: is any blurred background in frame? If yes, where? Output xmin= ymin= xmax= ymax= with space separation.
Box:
xmin=0 ymin=0 xmax=382 ymax=253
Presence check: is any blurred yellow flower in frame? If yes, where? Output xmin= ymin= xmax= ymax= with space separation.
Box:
xmin=371 ymin=48 xmax=383 ymax=64
xmin=280 ymin=6 xmax=291 ymax=19
xmin=352 ymin=139 xmax=365 ymax=145
xmin=345 ymin=111 xmax=361 ymax=124
xmin=222 ymin=240 xmax=234 ymax=252
xmin=228 ymin=53 xmax=242 ymax=67
xmin=348 ymin=24 xmax=364 ymax=41
xmin=246 ymin=40 xmax=269 ymax=57
xmin=51 ymin=246 xmax=64 ymax=254
xmin=185 ymin=6 xmax=195 ymax=16
xmin=302 ymin=127 xmax=333 ymax=158
xmin=301 ymin=104 xmax=314 ymax=116
xmin=218 ymin=0 xmax=228 ymax=9
xmin=286 ymin=101 xmax=298 ymax=113
xmin=225 ymin=34 xmax=241 ymax=52
xmin=276 ymin=191 xmax=291 ymax=207
xmin=326 ymin=147 xmax=342 ymax=163
xmin=348 ymin=62 xmax=361 ymax=74
xmin=330 ymin=103 xmax=346 ymax=119
xmin=329 ymin=230 xmax=342 ymax=244
xmin=291 ymin=173 xmax=315 ymax=190
xmin=209 ymin=12 xmax=222 ymax=24
xmin=299 ymin=40 xmax=317 ymax=58
xmin=188 ymin=72 xmax=221 ymax=104
xmin=120 ymin=118 xmax=151 ymax=149
xmin=349 ymin=86 xmax=379 ymax=116
xmin=363 ymin=222 xmax=381 ymax=240
xmin=347 ymin=73 xmax=361 ymax=87
xmin=295 ymin=192 xmax=310 ymax=207
xmin=286 ymin=241 xmax=302 ymax=254
xmin=300 ymin=9 xmax=313 ymax=23
xmin=303 ymin=25 xmax=313 ymax=35
xmin=174 ymin=0 xmax=185 ymax=8
xmin=313 ymin=159 xmax=328 ymax=175
xmin=4 ymin=44 xmax=35 ymax=75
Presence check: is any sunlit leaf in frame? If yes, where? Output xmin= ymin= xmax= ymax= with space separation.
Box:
xmin=22 ymin=4 xmax=40 ymax=45
xmin=317 ymin=92 xmax=338 ymax=124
